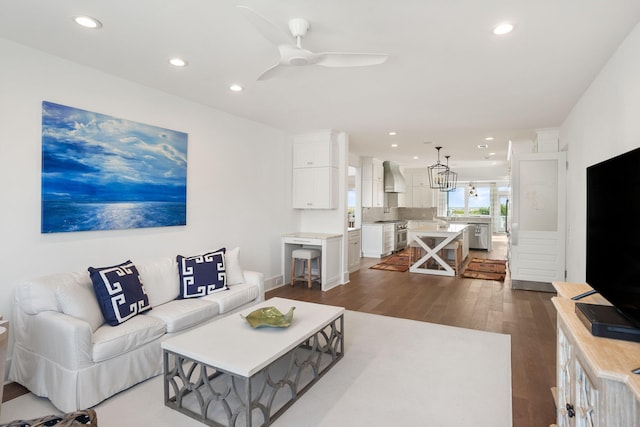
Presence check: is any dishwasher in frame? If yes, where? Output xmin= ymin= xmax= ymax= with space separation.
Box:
xmin=468 ymin=223 xmax=490 ymax=250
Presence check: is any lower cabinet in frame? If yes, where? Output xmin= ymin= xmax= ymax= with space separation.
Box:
xmin=348 ymin=229 xmax=361 ymax=273
xmin=553 ymin=283 xmax=640 ymax=427
xmin=361 ymin=224 xmax=393 ymax=258
xmin=557 ymin=325 xmax=599 ymax=427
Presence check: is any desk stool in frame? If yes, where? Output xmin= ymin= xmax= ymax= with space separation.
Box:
xmin=291 ymin=249 xmax=321 ymax=288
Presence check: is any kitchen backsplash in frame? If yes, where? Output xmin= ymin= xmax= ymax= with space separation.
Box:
xmin=362 ymin=207 xmax=437 ymax=223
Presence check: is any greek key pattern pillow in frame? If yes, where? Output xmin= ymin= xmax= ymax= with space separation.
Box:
xmin=177 ymin=248 xmax=228 ymax=299
xmin=88 ymin=260 xmax=151 ymax=326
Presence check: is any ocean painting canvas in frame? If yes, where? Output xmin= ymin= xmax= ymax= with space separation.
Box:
xmin=41 ymin=101 xmax=188 ymax=233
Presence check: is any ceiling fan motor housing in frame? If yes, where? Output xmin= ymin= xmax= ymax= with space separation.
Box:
xmin=288 ymin=18 xmax=309 ymax=38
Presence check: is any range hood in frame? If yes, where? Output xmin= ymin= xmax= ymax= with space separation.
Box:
xmin=383 ymin=161 xmax=406 ymax=193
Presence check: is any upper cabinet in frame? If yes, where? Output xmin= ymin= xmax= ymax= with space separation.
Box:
xmin=292 ymin=131 xmax=339 ymax=209
xmin=292 ymin=133 xmax=338 ymax=168
xmin=361 ymin=157 xmax=384 ymax=208
xmin=400 ymin=168 xmax=434 ymax=208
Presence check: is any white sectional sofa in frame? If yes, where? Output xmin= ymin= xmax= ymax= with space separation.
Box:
xmin=9 ymin=248 xmax=264 ymax=413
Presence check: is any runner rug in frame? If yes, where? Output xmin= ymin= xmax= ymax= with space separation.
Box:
xmin=369 ymin=251 xmax=410 ymax=272
xmin=462 ymin=257 xmax=507 ymax=281
xmin=0 ymin=311 xmax=512 ymax=427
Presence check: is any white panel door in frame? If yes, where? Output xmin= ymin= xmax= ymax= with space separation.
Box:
xmin=510 ymin=151 xmax=566 ymax=283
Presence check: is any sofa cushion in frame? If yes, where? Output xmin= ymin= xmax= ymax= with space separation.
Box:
xmin=202 ymin=283 xmax=260 ymax=314
xmin=225 ymin=247 xmax=244 ymax=286
xmin=176 ymin=249 xmax=228 ymax=299
xmin=146 ymin=299 xmax=219 ymax=333
xmin=19 ymin=271 xmax=96 ymax=315
xmin=136 ymin=257 xmax=180 ymax=307
xmin=56 ymin=281 xmax=104 ymax=332
xmin=92 ymin=313 xmax=165 ymax=363
xmin=88 ymin=260 xmax=152 ymax=326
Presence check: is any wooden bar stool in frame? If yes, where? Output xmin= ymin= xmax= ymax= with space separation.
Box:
xmin=291 ymin=248 xmax=321 ymax=288
xmin=440 ymin=240 xmax=463 ymax=275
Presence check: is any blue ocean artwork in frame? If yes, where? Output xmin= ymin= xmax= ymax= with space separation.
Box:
xmin=41 ymin=101 xmax=188 ymax=233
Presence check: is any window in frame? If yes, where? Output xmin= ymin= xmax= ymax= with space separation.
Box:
xmin=443 ymin=182 xmax=493 ymax=216
xmin=468 ymin=186 xmax=490 ymax=215
xmin=447 ymin=187 xmax=465 ymax=215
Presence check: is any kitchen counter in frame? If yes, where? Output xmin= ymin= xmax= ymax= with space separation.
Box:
xmin=409 ymin=223 xmax=468 ymax=234
xmin=408 ymin=224 xmax=470 ymax=276
xmin=440 ymin=216 xmax=492 ymax=224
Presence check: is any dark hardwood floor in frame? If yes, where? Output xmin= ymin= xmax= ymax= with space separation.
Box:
xmin=267 ymin=235 xmax=558 ymax=427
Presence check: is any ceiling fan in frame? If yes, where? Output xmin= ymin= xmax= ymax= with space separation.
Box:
xmin=237 ymin=5 xmax=389 ymax=81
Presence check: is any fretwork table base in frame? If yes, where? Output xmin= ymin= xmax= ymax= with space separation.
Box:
xmin=163 ymin=314 xmax=344 ymax=426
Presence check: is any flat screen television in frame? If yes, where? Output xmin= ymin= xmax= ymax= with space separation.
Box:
xmin=586 ymin=146 xmax=640 ymax=330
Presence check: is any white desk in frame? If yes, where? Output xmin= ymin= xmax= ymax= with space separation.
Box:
xmin=282 ymin=232 xmax=343 ymax=291
xmin=408 ymin=224 xmax=469 ymax=276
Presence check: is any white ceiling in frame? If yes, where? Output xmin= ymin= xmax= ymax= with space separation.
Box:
xmin=2 ymin=0 xmax=640 ymax=179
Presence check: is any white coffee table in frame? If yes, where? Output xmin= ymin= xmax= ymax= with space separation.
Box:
xmin=161 ymin=297 xmax=345 ymax=426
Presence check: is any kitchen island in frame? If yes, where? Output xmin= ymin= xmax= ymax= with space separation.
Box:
xmin=408 ymin=223 xmax=469 ymax=276
xmin=282 ymin=232 xmax=343 ymax=291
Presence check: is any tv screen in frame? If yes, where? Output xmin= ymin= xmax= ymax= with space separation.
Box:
xmin=586 ymin=146 xmax=640 ymax=328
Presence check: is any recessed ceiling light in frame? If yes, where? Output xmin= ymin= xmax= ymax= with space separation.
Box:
xmin=413 ymin=156 xmax=419 ymax=160
xmin=493 ymin=22 xmax=514 ymax=35
xmin=74 ymin=15 xmax=102 ymax=29
xmin=169 ymin=58 xmax=188 ymax=67
xmin=477 ymin=144 xmax=489 ymax=149
xmin=489 ymin=152 xmax=496 ymax=156
xmin=388 ymin=131 xmax=397 ymax=136
xmin=484 ymin=136 xmax=495 ymax=141
xmin=229 ymin=84 xmax=243 ymax=92
xmin=391 ymin=143 xmax=398 ymax=148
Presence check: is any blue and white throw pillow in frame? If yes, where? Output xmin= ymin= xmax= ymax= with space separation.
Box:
xmin=176 ymin=248 xmax=228 ymax=299
xmin=88 ymin=260 xmax=151 ymax=326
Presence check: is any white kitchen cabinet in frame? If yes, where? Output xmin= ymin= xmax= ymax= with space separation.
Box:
xmin=361 ymin=223 xmax=394 ymax=258
xmin=292 ymin=167 xmax=338 ymax=209
xmin=553 ymin=282 xmax=640 ymax=427
xmin=348 ymin=229 xmax=361 ymax=272
xmin=361 ymin=157 xmax=385 ymax=208
xmin=411 ymin=169 xmax=428 ymax=187
xmin=292 ymin=131 xmax=338 ymax=209
xmin=293 ymin=132 xmax=338 ymax=168
xmin=411 ymin=185 xmax=433 ymax=208
xmin=400 ymin=168 xmax=433 ymax=208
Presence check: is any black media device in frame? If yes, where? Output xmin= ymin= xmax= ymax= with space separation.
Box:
xmin=584 ymin=146 xmax=640 ymax=342
xmin=575 ymin=302 xmax=640 ymax=342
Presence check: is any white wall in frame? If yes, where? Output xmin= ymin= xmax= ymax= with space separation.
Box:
xmin=0 ymin=39 xmax=299 ymax=324
xmin=561 ymin=21 xmax=640 ymax=282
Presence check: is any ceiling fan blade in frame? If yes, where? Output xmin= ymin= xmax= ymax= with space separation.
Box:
xmin=315 ymin=52 xmax=389 ymax=67
xmin=257 ymin=63 xmax=287 ymax=81
xmin=236 ymin=5 xmax=291 ymax=46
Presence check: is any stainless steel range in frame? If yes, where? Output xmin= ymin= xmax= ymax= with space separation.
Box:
xmin=375 ymin=220 xmax=408 ymax=252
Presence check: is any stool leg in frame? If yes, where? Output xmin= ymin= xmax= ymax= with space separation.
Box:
xmin=307 ymin=258 xmax=312 ymax=288
xmin=291 ymin=258 xmax=296 ymax=286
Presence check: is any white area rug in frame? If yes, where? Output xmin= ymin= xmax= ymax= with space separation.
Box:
xmin=0 ymin=311 xmax=512 ymax=426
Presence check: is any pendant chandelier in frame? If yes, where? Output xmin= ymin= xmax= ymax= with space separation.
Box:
xmin=428 ymin=146 xmax=458 ymax=192
xmin=440 ymin=155 xmax=458 ymax=192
